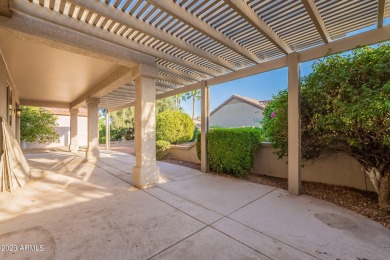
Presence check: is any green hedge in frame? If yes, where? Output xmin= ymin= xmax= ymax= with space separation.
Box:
xmin=156 ymin=140 xmax=171 ymax=160
xmin=196 ymin=128 xmax=263 ymax=177
xmin=156 ymin=111 xmax=194 ymax=144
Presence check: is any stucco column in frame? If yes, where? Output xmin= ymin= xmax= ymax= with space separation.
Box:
xmin=86 ymin=98 xmax=100 ymax=161
xmin=69 ymin=108 xmax=79 ymax=152
xmin=132 ymin=64 xmax=160 ymax=189
xmin=105 ymin=110 xmax=110 ymax=150
xmin=288 ymin=52 xmax=301 ymax=195
xmin=201 ymin=81 xmax=210 ymax=173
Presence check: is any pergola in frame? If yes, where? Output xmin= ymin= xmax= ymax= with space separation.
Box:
xmin=0 ymin=0 xmax=389 ymax=190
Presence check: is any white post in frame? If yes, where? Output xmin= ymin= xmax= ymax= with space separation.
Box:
xmin=288 ymin=52 xmax=301 ymax=195
xmin=201 ymin=81 xmax=209 ymax=173
xmin=86 ymin=98 xmax=100 ymax=161
xmin=69 ymin=108 xmax=79 ymax=152
xmin=105 ymin=110 xmax=110 ymax=150
xmin=132 ymin=64 xmax=160 ymax=189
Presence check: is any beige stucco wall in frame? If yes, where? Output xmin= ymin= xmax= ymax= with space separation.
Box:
xmin=210 ymin=100 xmax=264 ymax=128
xmin=170 ymin=142 xmax=375 ymax=192
xmin=170 ymin=143 xmax=200 ymax=164
xmin=0 ymin=54 xmax=19 ymax=135
xmin=22 ymin=115 xmax=88 ymax=149
xmin=252 ymin=143 xmax=375 ymax=192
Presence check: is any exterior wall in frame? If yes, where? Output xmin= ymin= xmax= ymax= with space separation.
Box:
xmin=252 ymin=143 xmax=375 ymax=192
xmin=210 ymin=100 xmax=263 ymax=128
xmin=169 ymin=142 xmax=375 ymax=192
xmin=22 ymin=115 xmax=88 ymax=149
xmin=170 ymin=143 xmax=200 ymax=164
xmin=0 ymin=54 xmax=19 ymax=135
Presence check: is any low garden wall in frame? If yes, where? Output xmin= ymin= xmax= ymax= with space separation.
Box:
xmin=170 ymin=142 xmax=375 ymax=192
xmin=170 ymin=142 xmax=200 ymax=164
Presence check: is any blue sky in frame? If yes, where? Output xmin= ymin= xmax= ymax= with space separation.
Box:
xmin=180 ymin=60 xmax=314 ymax=117
xmin=180 ymin=18 xmax=390 ymax=117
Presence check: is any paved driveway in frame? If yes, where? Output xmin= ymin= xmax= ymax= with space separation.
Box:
xmin=0 ymin=150 xmax=389 ymax=259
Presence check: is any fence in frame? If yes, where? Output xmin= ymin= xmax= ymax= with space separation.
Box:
xmin=170 ymin=142 xmax=375 ymax=192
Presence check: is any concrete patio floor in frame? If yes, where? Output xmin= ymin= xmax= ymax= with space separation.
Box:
xmin=0 ymin=151 xmax=389 ymax=260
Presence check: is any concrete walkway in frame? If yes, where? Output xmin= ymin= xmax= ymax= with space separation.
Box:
xmin=0 ymin=151 xmax=389 ymax=260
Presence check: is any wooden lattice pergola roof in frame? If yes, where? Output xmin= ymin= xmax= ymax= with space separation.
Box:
xmin=10 ymin=0 xmax=390 ymax=110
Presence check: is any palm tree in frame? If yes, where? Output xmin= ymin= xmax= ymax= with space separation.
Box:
xmin=174 ymin=94 xmax=183 ymax=110
xmin=182 ymin=90 xmax=201 ymax=119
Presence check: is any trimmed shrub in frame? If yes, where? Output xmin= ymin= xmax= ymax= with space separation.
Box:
xmin=156 ymin=111 xmax=194 ymax=144
xmin=156 ymin=140 xmax=171 ymax=160
xmin=191 ymin=127 xmax=200 ymax=142
xmin=196 ymin=128 xmax=263 ymax=177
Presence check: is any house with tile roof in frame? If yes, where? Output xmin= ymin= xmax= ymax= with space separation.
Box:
xmin=210 ymin=94 xmax=270 ymax=128
xmin=21 ymin=108 xmax=88 ymax=149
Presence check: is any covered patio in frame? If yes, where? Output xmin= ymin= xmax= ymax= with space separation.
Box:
xmin=1 ymin=0 xmax=390 ymax=259
xmin=1 ymin=0 xmax=389 ymax=191
xmin=0 ymin=150 xmax=389 ymax=259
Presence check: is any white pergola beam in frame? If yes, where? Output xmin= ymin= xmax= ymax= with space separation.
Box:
xmin=88 ymin=24 xmax=390 ymax=113
xmin=159 ymin=74 xmax=189 ymax=86
xmin=70 ymin=66 xmax=132 ymax=109
xmin=301 ymin=0 xmax=332 ymax=43
xmin=378 ymin=0 xmax=385 ymax=28
xmin=69 ymin=0 xmax=237 ymax=72
xmin=156 ymin=81 xmax=203 ymax=101
xmin=299 ymin=25 xmax=390 ymax=62
xmin=208 ymin=56 xmax=288 ymax=87
xmin=146 ymin=0 xmax=262 ymax=64
xmin=8 ymin=1 xmax=217 ymax=77
xmin=224 ymin=0 xmax=293 ymax=54
xmin=0 ymin=16 xmax=142 ymax=68
xmin=109 ymin=102 xmax=135 ymax=112
xmin=20 ymin=99 xmax=70 ymax=108
xmin=155 ymin=25 xmax=390 ymax=99
xmin=157 ymin=64 xmax=204 ymax=81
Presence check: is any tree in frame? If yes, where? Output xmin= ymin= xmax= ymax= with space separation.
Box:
xmin=156 ymin=110 xmax=194 ymax=144
xmin=262 ymin=44 xmax=390 ymax=210
xmin=110 ymin=107 xmax=135 ymax=141
xmin=156 ymin=97 xmax=177 ymax=114
xmin=174 ymin=94 xmax=183 ymax=110
xmin=20 ymin=106 xmax=59 ymax=143
xmin=182 ymin=90 xmax=201 ymax=119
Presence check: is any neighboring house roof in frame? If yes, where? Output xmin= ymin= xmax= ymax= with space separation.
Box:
xmin=43 ymin=108 xmax=88 ymax=117
xmin=211 ymin=94 xmax=270 ymax=116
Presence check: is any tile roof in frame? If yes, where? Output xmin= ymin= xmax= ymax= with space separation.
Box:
xmin=211 ymin=94 xmax=270 ymax=116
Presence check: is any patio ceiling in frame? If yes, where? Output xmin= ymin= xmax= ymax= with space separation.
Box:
xmin=0 ymin=34 xmax=119 ymax=104
xmin=5 ymin=0 xmax=390 ymax=110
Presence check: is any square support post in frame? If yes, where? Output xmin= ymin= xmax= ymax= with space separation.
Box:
xmin=132 ymin=64 xmax=160 ymax=189
xmin=288 ymin=52 xmax=301 ymax=195
xmin=86 ymin=98 xmax=100 ymax=161
xmin=201 ymin=81 xmax=209 ymax=173
xmin=105 ymin=110 xmax=110 ymax=150
xmin=69 ymin=108 xmax=79 ymax=152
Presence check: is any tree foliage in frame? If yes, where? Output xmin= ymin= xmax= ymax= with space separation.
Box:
xmin=20 ymin=106 xmax=59 ymax=143
xmin=156 ymin=110 xmax=194 ymax=144
xmin=156 ymin=97 xmax=177 ymax=114
xmin=262 ymin=44 xmax=390 ymax=210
